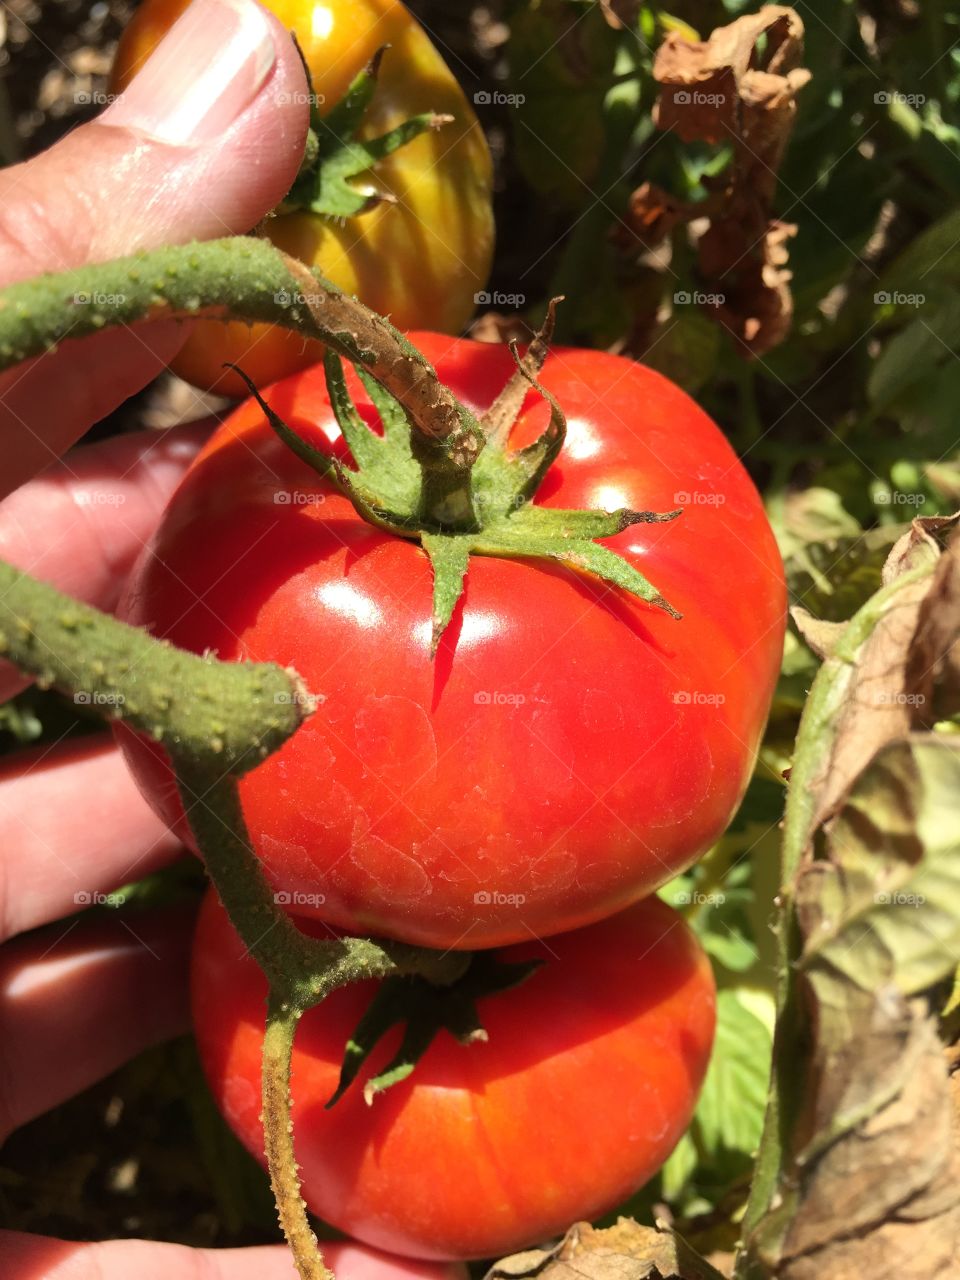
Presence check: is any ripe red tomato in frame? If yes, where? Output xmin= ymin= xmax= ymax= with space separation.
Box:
xmin=115 ymin=335 xmax=785 ymax=949
xmin=192 ymin=889 xmax=716 ymax=1260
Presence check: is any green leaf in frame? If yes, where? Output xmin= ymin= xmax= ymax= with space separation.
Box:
xmin=660 ymin=1130 xmax=699 ymax=1202
xmin=508 ymin=3 xmax=622 ymax=203
xmin=642 ymin=309 xmax=720 ymax=395
xmin=695 ymin=989 xmax=772 ymax=1159
xmin=868 ymin=297 xmax=960 ymax=410
xmin=881 ymin=207 xmax=960 ymax=295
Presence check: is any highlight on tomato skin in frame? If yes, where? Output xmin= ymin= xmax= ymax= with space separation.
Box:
xmin=113 ymin=333 xmax=787 ymax=952
xmin=110 ymin=0 xmax=495 ymax=394
xmin=191 ymin=889 xmax=717 ymax=1261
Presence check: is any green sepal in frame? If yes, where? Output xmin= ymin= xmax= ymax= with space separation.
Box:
xmin=474 ymin=343 xmax=568 ymax=520
xmin=421 ymin=533 xmax=471 ymax=654
xmin=283 ymin=49 xmax=452 ymax=220
xmin=355 ymin=364 xmax=411 ymax=449
xmin=225 ymin=364 xmax=338 ymax=484
xmin=323 ymin=351 xmax=420 ymax=514
xmin=326 ymin=955 xmax=543 ymax=1107
xmin=235 ymin=335 xmax=683 ymax=656
xmin=475 ymin=514 xmax=683 ymax=621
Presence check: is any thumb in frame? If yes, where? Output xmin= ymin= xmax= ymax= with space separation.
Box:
xmin=0 ymin=0 xmax=310 ymax=492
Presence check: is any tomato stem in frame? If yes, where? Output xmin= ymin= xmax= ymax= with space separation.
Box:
xmin=262 ymin=995 xmax=332 ymax=1280
xmin=0 ymin=240 xmax=682 ymax=653
xmin=0 ymin=560 xmax=312 ymax=771
xmin=0 ymin=554 xmax=471 ymax=1280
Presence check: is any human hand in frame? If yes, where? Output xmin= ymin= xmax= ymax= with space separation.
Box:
xmin=0 ymin=4 xmax=369 ymax=1273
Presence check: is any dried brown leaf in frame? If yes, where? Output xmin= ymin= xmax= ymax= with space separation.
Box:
xmin=903 ymin=519 xmax=960 ymax=725
xmin=614 ymin=181 xmax=690 ymax=252
xmin=780 ymin=996 xmax=960 ymax=1280
xmin=777 ymin=736 xmax=960 ymax=1279
xmin=487 ymin=1219 xmax=726 ymax=1280
xmin=653 ymin=7 xmax=807 ymax=157
xmin=649 ymin=6 xmax=810 ymax=355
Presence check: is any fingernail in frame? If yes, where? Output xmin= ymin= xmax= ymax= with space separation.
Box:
xmin=101 ymin=0 xmax=276 ymax=146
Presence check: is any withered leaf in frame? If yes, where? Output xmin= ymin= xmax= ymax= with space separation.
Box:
xmin=904 ymin=522 xmax=960 ymax=725
xmin=790 ymin=606 xmax=847 ymax=660
xmin=779 ymin=738 xmax=960 ymax=1279
xmin=614 ymin=181 xmax=690 ymax=253
xmin=653 ymin=7 xmax=808 ymax=156
xmin=486 ymin=1219 xmax=726 ymax=1280
xmin=802 ymin=522 xmax=959 ymax=833
xmin=650 ymin=6 xmax=811 ymax=356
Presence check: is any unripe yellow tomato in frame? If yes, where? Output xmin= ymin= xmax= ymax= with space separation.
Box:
xmin=112 ymin=0 xmax=494 ymax=394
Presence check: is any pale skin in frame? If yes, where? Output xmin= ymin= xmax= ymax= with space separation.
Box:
xmin=0 ymin=3 xmax=462 ymax=1277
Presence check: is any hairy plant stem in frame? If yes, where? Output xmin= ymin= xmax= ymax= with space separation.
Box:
xmin=0 ymin=557 xmax=466 ymax=1278
xmin=262 ymin=996 xmax=328 ymax=1280
xmin=0 ymin=560 xmax=310 ymax=771
xmin=177 ymin=770 xmax=467 ymax=1280
xmin=0 ymin=236 xmax=483 ymax=470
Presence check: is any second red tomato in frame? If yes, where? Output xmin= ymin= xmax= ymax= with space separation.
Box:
xmin=192 ymin=891 xmax=716 ymax=1259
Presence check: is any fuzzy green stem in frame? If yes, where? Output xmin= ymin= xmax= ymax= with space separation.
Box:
xmin=0 ymin=560 xmax=310 ymax=774
xmin=0 ymin=236 xmax=483 ymax=469
xmin=177 ymin=771 xmax=467 ymax=999
xmin=177 ymin=771 xmax=468 ymax=1280
xmin=263 ymin=995 xmax=330 ymax=1280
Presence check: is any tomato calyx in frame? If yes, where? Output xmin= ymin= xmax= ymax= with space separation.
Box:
xmin=228 ymin=304 xmax=683 ymax=654
xmin=281 ymin=46 xmax=453 ymax=220
xmin=326 ymin=952 xmax=542 ymax=1107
